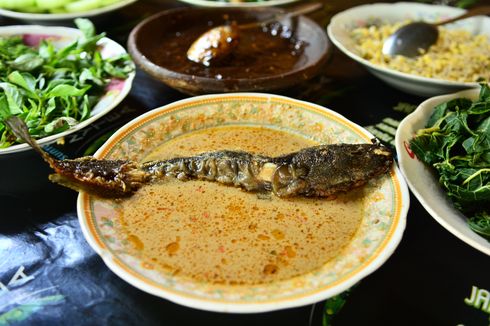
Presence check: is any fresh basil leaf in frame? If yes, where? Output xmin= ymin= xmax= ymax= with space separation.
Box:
xmin=44 ymin=116 xmax=78 ymax=134
xmin=45 ymin=97 xmax=57 ymax=117
xmin=9 ymin=53 xmax=44 ymax=72
xmin=80 ymin=95 xmax=90 ymax=120
xmin=0 ymin=95 xmax=10 ymax=120
xmin=47 ymin=84 xmax=90 ymax=97
xmin=79 ymin=68 xmax=104 ymax=86
xmin=77 ymin=33 xmax=105 ymax=53
xmin=38 ymin=40 xmax=55 ymax=60
xmin=7 ymin=71 xmax=37 ymax=97
xmin=75 ymin=18 xmax=96 ymax=39
xmin=0 ymin=82 xmax=23 ymax=115
xmin=103 ymin=61 xmax=128 ymax=79
xmin=55 ymin=40 xmax=78 ymax=60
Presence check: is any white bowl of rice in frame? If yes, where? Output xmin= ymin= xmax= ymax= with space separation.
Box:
xmin=327 ymin=2 xmax=490 ymax=97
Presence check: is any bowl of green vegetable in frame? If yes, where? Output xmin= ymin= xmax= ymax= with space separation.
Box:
xmin=0 ymin=19 xmax=134 ymax=197
xmin=0 ymin=19 xmax=135 ymax=155
xmin=395 ymin=85 xmax=490 ymax=255
xmin=0 ymin=0 xmax=136 ymax=22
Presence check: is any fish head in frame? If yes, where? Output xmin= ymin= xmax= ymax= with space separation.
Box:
xmin=272 ymin=142 xmax=393 ymax=197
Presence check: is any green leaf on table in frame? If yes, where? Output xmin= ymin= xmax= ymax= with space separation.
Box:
xmin=323 ymin=286 xmax=356 ymax=326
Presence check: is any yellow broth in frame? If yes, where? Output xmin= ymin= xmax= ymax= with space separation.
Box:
xmin=117 ymin=126 xmax=364 ymax=285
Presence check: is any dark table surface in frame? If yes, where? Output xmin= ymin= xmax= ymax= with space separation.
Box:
xmin=0 ymin=0 xmax=489 ymax=325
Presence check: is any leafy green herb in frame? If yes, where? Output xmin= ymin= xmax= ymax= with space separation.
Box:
xmin=410 ymin=84 xmax=490 ymax=240
xmin=0 ymin=18 xmax=134 ymax=149
xmin=322 ymin=286 xmax=356 ymax=326
xmin=0 ymin=0 xmax=129 ymax=14
xmin=393 ymin=101 xmax=417 ymax=114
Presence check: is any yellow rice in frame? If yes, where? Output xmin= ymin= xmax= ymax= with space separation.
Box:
xmin=351 ymin=22 xmax=490 ymax=83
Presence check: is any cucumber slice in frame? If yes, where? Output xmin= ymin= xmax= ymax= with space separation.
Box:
xmin=0 ymin=0 xmax=35 ymax=9
xmin=101 ymin=0 xmax=123 ymax=5
xmin=49 ymin=7 xmax=68 ymax=13
xmin=64 ymin=0 xmax=101 ymax=12
xmin=19 ymin=5 xmax=44 ymax=12
xmin=36 ymin=0 xmax=70 ymax=9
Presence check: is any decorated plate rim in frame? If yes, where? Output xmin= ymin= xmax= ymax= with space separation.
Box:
xmin=77 ymin=93 xmax=409 ymax=313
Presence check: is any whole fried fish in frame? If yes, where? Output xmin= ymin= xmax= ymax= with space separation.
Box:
xmin=6 ymin=116 xmax=393 ymax=198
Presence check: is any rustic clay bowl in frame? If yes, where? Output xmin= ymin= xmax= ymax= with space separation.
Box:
xmin=127 ymin=7 xmax=330 ymax=95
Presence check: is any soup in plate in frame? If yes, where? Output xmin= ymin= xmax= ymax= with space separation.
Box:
xmin=116 ymin=125 xmax=364 ymax=285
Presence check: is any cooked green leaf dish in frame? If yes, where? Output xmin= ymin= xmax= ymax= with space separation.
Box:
xmin=0 ymin=0 xmax=127 ymax=14
xmin=0 ymin=18 xmax=133 ymax=148
xmin=410 ymin=84 xmax=490 ymax=240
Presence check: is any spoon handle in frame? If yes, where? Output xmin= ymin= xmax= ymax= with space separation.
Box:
xmin=434 ymin=5 xmax=490 ymax=26
xmin=239 ymin=2 xmax=323 ymax=30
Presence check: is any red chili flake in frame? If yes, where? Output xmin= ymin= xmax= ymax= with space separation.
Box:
xmin=218 ymin=246 xmax=225 ymax=253
xmin=404 ymin=140 xmax=416 ymax=159
xmin=196 ymin=186 xmax=205 ymax=193
xmin=203 ymin=212 xmax=210 ymax=218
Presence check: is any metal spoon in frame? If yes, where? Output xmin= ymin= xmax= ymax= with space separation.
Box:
xmin=382 ymin=6 xmax=490 ymax=57
xmin=186 ymin=2 xmax=322 ymax=66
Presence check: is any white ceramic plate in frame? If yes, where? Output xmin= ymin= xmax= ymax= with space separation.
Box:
xmin=395 ymin=88 xmax=490 ymax=256
xmin=0 ymin=0 xmax=136 ymax=22
xmin=77 ymin=93 xmax=409 ymax=313
xmin=175 ymin=0 xmax=298 ymax=8
xmin=0 ymin=25 xmax=135 ymax=155
xmin=327 ymin=2 xmax=489 ymax=97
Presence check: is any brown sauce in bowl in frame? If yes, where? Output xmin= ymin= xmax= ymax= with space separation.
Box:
xmin=146 ymin=24 xmax=306 ymax=79
xmin=116 ymin=126 xmax=364 ymax=285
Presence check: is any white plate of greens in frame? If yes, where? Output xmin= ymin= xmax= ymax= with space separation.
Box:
xmin=0 ymin=19 xmax=135 ymax=155
xmin=0 ymin=0 xmax=136 ymax=22
xmin=395 ymin=85 xmax=490 ymax=255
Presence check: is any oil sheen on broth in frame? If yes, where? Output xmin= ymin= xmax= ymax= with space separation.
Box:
xmin=117 ymin=126 xmax=364 ymax=285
